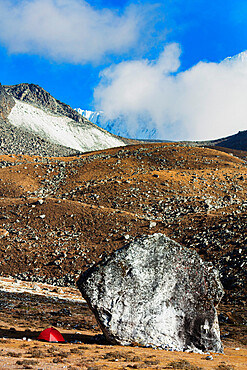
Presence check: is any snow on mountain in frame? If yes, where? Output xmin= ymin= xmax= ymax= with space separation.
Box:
xmin=8 ymin=99 xmax=126 ymax=152
xmin=77 ymin=50 xmax=247 ymax=142
xmin=223 ymin=50 xmax=247 ymax=64
xmin=75 ymin=108 xmax=158 ymax=140
xmin=76 ymin=108 xmax=102 ymax=124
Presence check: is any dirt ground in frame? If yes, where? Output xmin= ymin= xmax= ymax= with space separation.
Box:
xmin=0 ymin=280 xmax=246 ymax=370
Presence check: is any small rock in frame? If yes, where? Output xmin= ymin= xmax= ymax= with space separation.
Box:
xmin=205 ymin=355 xmax=213 ymax=360
xmin=0 ymin=229 xmax=9 ymax=238
xmin=36 ymin=199 xmax=44 ymax=205
xmin=32 ymin=284 xmax=41 ymax=291
xmin=149 ymin=221 xmax=157 ymax=228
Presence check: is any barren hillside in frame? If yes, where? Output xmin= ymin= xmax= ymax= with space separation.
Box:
xmin=0 ymin=142 xmax=246 ymax=368
xmin=0 ymin=143 xmax=246 ymax=300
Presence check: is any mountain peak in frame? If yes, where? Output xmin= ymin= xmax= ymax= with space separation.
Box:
xmin=223 ymin=50 xmax=247 ymax=64
xmin=4 ymin=83 xmax=85 ymax=124
xmin=0 ymin=82 xmax=127 ymax=155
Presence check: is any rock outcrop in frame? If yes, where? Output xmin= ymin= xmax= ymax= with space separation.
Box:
xmin=0 ymin=83 xmax=15 ymax=120
xmin=77 ymin=233 xmax=224 ymax=353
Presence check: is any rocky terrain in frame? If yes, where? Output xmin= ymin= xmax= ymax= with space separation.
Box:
xmin=0 ymin=83 xmax=15 ymax=120
xmin=0 ymin=83 xmax=81 ymax=157
xmin=4 ymin=83 xmax=137 ymax=146
xmin=0 ymin=146 xmax=245 ymax=368
xmin=0 ymin=143 xmax=246 ymax=301
xmin=0 ymin=143 xmax=246 ymax=352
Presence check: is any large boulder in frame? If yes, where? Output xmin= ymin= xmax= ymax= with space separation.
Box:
xmin=77 ymin=234 xmax=224 ymax=353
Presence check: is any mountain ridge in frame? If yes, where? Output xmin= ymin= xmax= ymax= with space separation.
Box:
xmin=0 ymin=83 xmax=129 ymax=156
xmin=4 ymin=83 xmax=85 ymax=124
xmin=208 ymin=130 xmax=247 ymax=151
xmin=76 ymin=107 xmax=247 ymax=151
xmin=1 ymin=82 xmax=247 ymax=155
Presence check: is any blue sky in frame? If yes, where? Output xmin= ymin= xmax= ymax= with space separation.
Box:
xmin=1 ymin=0 xmax=247 ymax=140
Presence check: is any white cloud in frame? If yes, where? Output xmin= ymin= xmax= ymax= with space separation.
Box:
xmin=94 ymin=44 xmax=247 ymax=141
xmin=0 ymin=0 xmax=143 ymax=64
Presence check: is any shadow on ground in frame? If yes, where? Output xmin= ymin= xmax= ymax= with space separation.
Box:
xmin=0 ymin=328 xmax=108 ymax=345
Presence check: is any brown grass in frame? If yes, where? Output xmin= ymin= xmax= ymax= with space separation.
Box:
xmin=16 ymin=359 xmax=39 ymax=367
xmin=214 ymin=363 xmax=235 ymax=370
xmin=166 ymin=359 xmax=204 ymax=369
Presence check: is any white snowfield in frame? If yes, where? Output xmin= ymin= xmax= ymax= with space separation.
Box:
xmin=8 ymin=99 xmax=126 ymax=152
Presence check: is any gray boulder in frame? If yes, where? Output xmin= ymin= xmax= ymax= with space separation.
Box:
xmin=77 ymin=233 xmax=224 ymax=353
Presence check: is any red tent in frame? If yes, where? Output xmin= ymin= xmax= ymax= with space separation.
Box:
xmin=38 ymin=327 xmax=65 ymax=342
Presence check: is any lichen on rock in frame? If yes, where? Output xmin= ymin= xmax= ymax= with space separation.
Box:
xmin=77 ymin=233 xmax=224 ymax=353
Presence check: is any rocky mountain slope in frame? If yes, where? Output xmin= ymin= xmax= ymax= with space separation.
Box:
xmin=0 ymin=83 xmax=127 ymax=156
xmin=207 ymin=130 xmax=247 ymax=151
xmin=2 ymin=83 xmax=246 ymax=154
xmin=5 ymin=83 xmax=85 ymax=124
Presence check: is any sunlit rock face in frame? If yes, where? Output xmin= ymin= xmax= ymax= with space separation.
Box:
xmin=77 ymin=233 xmax=224 ymax=353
